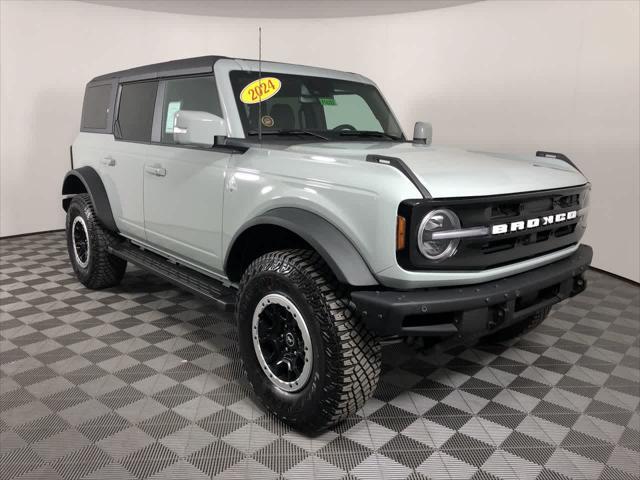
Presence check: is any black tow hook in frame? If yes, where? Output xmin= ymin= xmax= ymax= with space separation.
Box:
xmin=572 ymin=275 xmax=587 ymax=295
xmin=488 ymin=305 xmax=509 ymax=330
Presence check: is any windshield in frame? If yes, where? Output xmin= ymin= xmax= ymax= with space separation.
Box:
xmin=229 ymin=70 xmax=404 ymax=141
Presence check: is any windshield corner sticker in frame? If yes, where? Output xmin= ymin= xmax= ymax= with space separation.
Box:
xmin=240 ymin=77 xmax=281 ymax=104
xmin=319 ymin=97 xmax=336 ymax=106
xmin=261 ymin=115 xmax=274 ymax=127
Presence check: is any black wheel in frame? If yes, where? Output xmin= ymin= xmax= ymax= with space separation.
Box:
xmin=480 ymin=306 xmax=551 ymax=344
xmin=236 ymin=249 xmax=381 ymax=432
xmin=65 ymin=194 xmax=126 ymax=289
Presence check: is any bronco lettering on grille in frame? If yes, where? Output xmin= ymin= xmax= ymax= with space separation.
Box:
xmin=491 ymin=210 xmax=577 ymax=235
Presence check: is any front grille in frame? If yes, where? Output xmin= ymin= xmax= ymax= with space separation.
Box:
xmin=480 ymin=223 xmax=577 ymax=254
xmin=397 ymin=185 xmax=589 ymax=271
xmin=488 ymin=191 xmax=580 ymax=220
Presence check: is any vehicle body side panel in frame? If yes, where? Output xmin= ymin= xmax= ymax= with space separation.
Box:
xmin=221 ymin=147 xmax=422 ymax=277
xmin=143 ymin=144 xmax=230 ymax=271
xmin=72 ymin=132 xmax=146 ymax=241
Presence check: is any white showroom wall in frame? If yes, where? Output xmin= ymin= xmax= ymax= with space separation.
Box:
xmin=1 ymin=0 xmax=638 ymax=281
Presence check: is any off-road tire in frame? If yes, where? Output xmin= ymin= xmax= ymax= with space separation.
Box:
xmin=481 ymin=306 xmax=552 ymax=344
xmin=236 ymin=249 xmax=381 ymax=432
xmin=66 ymin=194 xmax=126 ymax=289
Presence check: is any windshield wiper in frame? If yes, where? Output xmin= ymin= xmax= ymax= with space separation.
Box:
xmin=248 ymin=129 xmax=329 ymax=140
xmin=338 ymin=131 xmax=402 ymax=141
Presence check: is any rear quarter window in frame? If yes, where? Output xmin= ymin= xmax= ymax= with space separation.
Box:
xmin=81 ymin=84 xmax=112 ymax=130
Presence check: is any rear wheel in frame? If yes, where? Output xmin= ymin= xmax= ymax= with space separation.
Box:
xmin=481 ymin=306 xmax=551 ymax=343
xmin=236 ymin=249 xmax=381 ymax=432
xmin=66 ymin=194 xmax=126 ymax=289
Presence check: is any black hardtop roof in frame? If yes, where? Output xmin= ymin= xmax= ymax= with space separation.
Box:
xmin=88 ymin=55 xmax=360 ymax=87
xmin=90 ymin=55 xmax=231 ymax=83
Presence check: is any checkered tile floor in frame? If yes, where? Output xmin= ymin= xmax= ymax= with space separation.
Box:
xmin=1 ymin=231 xmax=638 ymax=480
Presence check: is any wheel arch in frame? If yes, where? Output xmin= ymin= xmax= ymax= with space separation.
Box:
xmin=224 ymin=208 xmax=378 ymax=287
xmin=62 ymin=166 xmax=118 ymax=232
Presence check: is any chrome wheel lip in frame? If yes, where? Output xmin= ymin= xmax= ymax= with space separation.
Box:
xmin=71 ymin=216 xmax=90 ymax=269
xmin=252 ymin=293 xmax=313 ymax=393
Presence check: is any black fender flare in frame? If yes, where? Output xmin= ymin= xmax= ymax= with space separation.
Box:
xmin=61 ymin=166 xmax=118 ymax=232
xmin=225 ymin=208 xmax=378 ymax=287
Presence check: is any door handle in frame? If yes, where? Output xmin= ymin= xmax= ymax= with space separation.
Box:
xmin=145 ymin=165 xmax=167 ymax=177
xmin=101 ymin=156 xmax=116 ymax=166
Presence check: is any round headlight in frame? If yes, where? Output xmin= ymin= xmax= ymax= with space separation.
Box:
xmin=417 ymin=209 xmax=461 ymax=261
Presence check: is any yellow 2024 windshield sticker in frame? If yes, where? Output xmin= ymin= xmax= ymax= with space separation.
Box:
xmin=240 ymin=77 xmax=281 ymax=104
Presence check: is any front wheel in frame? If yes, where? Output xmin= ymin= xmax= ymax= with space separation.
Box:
xmin=236 ymin=249 xmax=381 ymax=432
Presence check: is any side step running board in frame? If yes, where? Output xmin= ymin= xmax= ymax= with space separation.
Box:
xmin=109 ymin=242 xmax=236 ymax=312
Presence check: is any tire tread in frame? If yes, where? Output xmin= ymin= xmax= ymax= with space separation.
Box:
xmin=66 ymin=194 xmax=126 ymax=289
xmin=237 ymin=249 xmax=381 ymax=431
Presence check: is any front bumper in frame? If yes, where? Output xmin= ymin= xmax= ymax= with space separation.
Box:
xmin=351 ymin=244 xmax=592 ymax=338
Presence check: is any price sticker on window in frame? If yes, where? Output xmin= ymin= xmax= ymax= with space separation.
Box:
xmin=165 ymin=101 xmax=182 ymax=133
xmin=240 ymin=77 xmax=282 ymax=104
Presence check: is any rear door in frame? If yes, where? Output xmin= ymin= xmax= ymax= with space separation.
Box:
xmin=143 ymin=75 xmax=230 ymax=272
xmin=99 ymin=80 xmax=158 ymax=240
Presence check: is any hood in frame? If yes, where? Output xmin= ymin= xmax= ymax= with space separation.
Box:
xmin=285 ymin=142 xmax=588 ymax=198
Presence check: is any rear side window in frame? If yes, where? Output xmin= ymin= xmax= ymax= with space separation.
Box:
xmin=116 ymin=81 xmax=158 ymax=142
xmin=161 ymin=76 xmax=221 ymax=144
xmin=81 ymin=84 xmax=112 ymax=130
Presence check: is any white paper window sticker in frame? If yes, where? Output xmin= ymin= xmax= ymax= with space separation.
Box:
xmin=165 ymin=101 xmax=182 ymax=133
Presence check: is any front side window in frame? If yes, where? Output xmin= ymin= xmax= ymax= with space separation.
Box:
xmin=161 ymin=76 xmax=221 ymax=144
xmin=229 ymin=71 xmax=404 ymax=141
xmin=116 ymin=81 xmax=158 ymax=142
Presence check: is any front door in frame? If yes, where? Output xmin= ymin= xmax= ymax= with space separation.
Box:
xmin=143 ymin=75 xmax=229 ymax=272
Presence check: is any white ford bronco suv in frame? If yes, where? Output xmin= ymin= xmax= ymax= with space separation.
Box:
xmin=63 ymin=56 xmax=592 ymax=431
